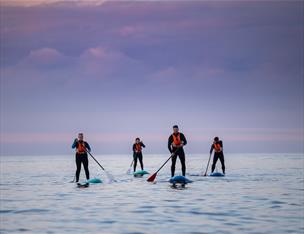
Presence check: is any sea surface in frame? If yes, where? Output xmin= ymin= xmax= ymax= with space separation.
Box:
xmin=0 ymin=154 xmax=303 ymax=234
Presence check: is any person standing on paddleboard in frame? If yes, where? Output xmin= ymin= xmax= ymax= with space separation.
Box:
xmin=168 ymin=125 xmax=187 ymax=177
xmin=210 ymin=137 xmax=225 ymax=174
xmin=72 ymin=133 xmax=91 ymax=182
xmin=132 ymin=138 xmax=145 ymax=172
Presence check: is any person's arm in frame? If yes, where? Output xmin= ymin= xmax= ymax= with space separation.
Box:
xmin=141 ymin=142 xmax=146 ymax=148
xmin=181 ymin=133 xmax=187 ymax=146
xmin=220 ymin=141 xmax=223 ymax=150
xmin=168 ymin=135 xmax=173 ymax=153
xmin=209 ymin=144 xmax=214 ymax=154
xmin=72 ymin=139 xmax=78 ymax=149
xmin=85 ymin=142 xmax=91 ymax=152
xmin=132 ymin=144 xmax=136 ymax=152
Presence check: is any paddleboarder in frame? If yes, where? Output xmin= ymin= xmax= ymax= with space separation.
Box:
xmin=132 ymin=137 xmax=145 ymax=172
xmin=210 ymin=137 xmax=225 ymax=174
xmin=168 ymin=125 xmax=187 ymax=177
xmin=72 ymin=133 xmax=91 ymax=182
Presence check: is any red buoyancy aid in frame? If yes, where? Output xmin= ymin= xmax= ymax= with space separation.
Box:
xmin=213 ymin=142 xmax=222 ymax=153
xmin=135 ymin=143 xmax=142 ymax=153
xmin=77 ymin=142 xmax=86 ymax=153
xmin=172 ymin=133 xmax=181 ymax=147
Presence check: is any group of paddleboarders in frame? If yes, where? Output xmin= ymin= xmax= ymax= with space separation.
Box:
xmin=71 ymin=125 xmax=225 ymax=182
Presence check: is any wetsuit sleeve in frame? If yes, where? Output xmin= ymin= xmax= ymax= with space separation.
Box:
xmin=181 ymin=133 xmax=187 ymax=146
xmin=168 ymin=135 xmax=173 ymax=153
xmin=85 ymin=142 xmax=91 ymax=152
xmin=220 ymin=141 xmax=223 ymax=149
xmin=209 ymin=144 xmax=214 ymax=154
xmin=72 ymin=140 xmax=78 ymax=149
xmin=132 ymin=144 xmax=136 ymax=152
xmin=141 ymin=142 xmax=146 ymax=148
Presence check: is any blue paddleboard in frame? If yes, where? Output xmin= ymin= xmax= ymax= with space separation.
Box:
xmin=209 ymin=172 xmax=225 ymax=177
xmin=169 ymin=176 xmax=193 ymax=184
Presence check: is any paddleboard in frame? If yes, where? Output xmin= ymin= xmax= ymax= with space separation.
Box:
xmin=87 ymin=178 xmax=102 ymax=183
xmin=209 ymin=172 xmax=225 ymax=177
xmin=133 ymin=170 xmax=149 ymax=177
xmin=169 ymin=175 xmax=192 ymax=185
xmin=77 ymin=182 xmax=89 ymax=188
xmin=77 ymin=177 xmax=102 ymax=187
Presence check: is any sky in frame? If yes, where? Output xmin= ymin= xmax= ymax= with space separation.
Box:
xmin=0 ymin=0 xmax=303 ymax=156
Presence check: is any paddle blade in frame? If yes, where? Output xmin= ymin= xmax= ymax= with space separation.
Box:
xmin=105 ymin=171 xmax=116 ymax=183
xmin=126 ymin=168 xmax=131 ymax=175
xmin=147 ymin=172 xmax=157 ymax=182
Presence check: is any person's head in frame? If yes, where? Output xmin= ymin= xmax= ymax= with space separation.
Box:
xmin=135 ymin=137 xmax=140 ymax=143
xmin=214 ymin=137 xmax=219 ymax=142
xmin=173 ymin=125 xmax=179 ymax=134
xmin=78 ymin=133 xmax=84 ymax=141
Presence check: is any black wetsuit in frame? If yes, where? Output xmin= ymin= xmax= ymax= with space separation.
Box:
xmin=168 ymin=133 xmax=187 ymax=177
xmin=210 ymin=141 xmax=225 ymax=174
xmin=72 ymin=140 xmax=91 ymax=182
xmin=132 ymin=142 xmax=145 ymax=172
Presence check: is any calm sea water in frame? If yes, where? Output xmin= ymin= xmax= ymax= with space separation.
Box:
xmin=0 ymin=154 xmax=303 ymax=234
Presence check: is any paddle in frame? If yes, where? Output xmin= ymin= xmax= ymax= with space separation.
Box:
xmin=126 ymin=160 xmax=134 ymax=174
xmin=86 ymin=150 xmax=105 ymax=170
xmin=203 ymin=153 xmax=212 ymax=176
xmin=147 ymin=148 xmax=180 ymax=182
xmin=86 ymin=150 xmax=116 ymax=182
xmin=70 ymin=174 xmax=76 ymax=183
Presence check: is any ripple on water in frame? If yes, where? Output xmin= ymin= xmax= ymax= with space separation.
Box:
xmin=270 ymin=205 xmax=282 ymax=209
xmin=16 ymin=228 xmax=31 ymax=232
xmin=13 ymin=208 xmax=50 ymax=214
xmin=98 ymin=220 xmax=116 ymax=224
xmin=131 ymin=209 xmax=151 ymax=214
xmin=224 ymin=222 xmax=240 ymax=226
xmin=289 ymin=203 xmax=301 ymax=206
xmin=138 ymin=205 xmax=157 ymax=209
xmin=270 ymin=200 xmax=286 ymax=205
xmin=181 ymin=209 xmax=239 ymax=221
xmin=0 ymin=209 xmax=14 ymax=213
xmin=122 ymin=232 xmax=145 ymax=234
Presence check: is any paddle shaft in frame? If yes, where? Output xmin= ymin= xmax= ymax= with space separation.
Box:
xmin=85 ymin=149 xmax=115 ymax=181
xmin=71 ymin=174 xmax=76 ymax=183
xmin=126 ymin=160 xmax=134 ymax=174
xmin=204 ymin=153 xmax=212 ymax=176
xmin=155 ymin=147 xmax=181 ymax=174
xmin=86 ymin=150 xmax=105 ymax=171
xmin=147 ymin=148 xmax=182 ymax=182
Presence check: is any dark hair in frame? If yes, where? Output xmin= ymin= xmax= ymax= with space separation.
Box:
xmin=78 ymin=133 xmax=83 ymax=136
xmin=135 ymin=137 xmax=140 ymax=141
xmin=214 ymin=137 xmax=219 ymax=141
xmin=173 ymin=125 xmax=179 ymax=129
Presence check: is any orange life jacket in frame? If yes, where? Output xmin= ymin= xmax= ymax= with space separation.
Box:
xmin=213 ymin=142 xmax=222 ymax=153
xmin=135 ymin=143 xmax=142 ymax=153
xmin=77 ymin=142 xmax=86 ymax=153
xmin=172 ymin=133 xmax=181 ymax=147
